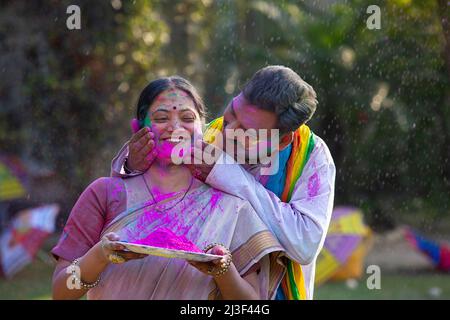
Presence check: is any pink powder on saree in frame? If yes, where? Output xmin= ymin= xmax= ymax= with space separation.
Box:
xmin=133 ymin=227 xmax=202 ymax=253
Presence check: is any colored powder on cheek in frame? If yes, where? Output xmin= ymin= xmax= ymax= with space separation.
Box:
xmin=156 ymin=141 xmax=175 ymax=159
xmin=133 ymin=227 xmax=202 ymax=253
xmin=307 ymin=172 xmax=320 ymax=198
xmin=144 ymin=116 xmax=152 ymax=128
xmin=156 ymin=140 xmax=189 ymax=164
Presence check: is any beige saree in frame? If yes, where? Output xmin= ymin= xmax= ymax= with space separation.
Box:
xmin=87 ymin=175 xmax=286 ymax=300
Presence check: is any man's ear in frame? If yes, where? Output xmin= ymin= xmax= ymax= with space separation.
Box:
xmin=279 ymin=131 xmax=294 ymax=150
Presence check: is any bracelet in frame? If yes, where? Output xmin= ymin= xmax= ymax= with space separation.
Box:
xmin=70 ymin=258 xmax=101 ymax=289
xmin=124 ymin=157 xmax=144 ymax=175
xmin=203 ymin=243 xmax=233 ymax=277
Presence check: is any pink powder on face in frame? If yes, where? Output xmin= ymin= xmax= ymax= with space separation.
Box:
xmin=156 ymin=141 xmax=175 ymax=159
xmin=133 ymin=227 xmax=202 ymax=253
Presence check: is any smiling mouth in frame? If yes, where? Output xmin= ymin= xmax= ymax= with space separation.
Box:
xmin=161 ymin=137 xmax=184 ymax=143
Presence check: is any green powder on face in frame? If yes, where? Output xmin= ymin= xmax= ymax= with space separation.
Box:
xmin=144 ymin=116 xmax=152 ymax=128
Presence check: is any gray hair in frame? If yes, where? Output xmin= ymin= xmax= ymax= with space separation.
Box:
xmin=242 ymin=65 xmax=318 ymax=133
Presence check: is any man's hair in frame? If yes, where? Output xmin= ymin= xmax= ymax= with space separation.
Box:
xmin=242 ymin=65 xmax=318 ymax=133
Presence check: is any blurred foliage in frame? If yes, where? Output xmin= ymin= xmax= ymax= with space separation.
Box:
xmin=0 ymin=0 xmax=449 ymax=228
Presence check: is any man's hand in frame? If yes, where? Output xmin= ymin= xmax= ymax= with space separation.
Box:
xmin=127 ymin=119 xmax=157 ymax=172
xmin=184 ymin=139 xmax=222 ymax=182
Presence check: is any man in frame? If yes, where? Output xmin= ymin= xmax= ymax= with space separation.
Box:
xmin=111 ymin=66 xmax=336 ymax=299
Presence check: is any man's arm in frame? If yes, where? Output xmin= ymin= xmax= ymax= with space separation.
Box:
xmin=205 ymin=138 xmax=336 ymax=265
xmin=111 ymin=142 xmax=132 ymax=178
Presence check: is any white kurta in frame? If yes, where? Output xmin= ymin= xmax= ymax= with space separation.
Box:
xmin=204 ymin=134 xmax=336 ymax=299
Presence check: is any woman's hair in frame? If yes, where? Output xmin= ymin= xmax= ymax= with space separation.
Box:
xmin=136 ymin=76 xmax=206 ymax=128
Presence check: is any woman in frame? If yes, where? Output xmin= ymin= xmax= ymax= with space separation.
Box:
xmin=51 ymin=76 xmax=285 ymax=300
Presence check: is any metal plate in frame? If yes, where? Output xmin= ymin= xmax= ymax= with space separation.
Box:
xmin=116 ymin=241 xmax=223 ymax=262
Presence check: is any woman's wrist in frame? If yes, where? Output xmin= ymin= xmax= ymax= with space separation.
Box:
xmin=212 ymin=262 xmax=236 ymax=281
xmin=68 ymin=243 xmax=109 ymax=288
xmin=89 ymin=242 xmax=111 ymax=267
xmin=212 ymin=263 xmax=243 ymax=293
xmin=203 ymin=243 xmax=232 ymax=278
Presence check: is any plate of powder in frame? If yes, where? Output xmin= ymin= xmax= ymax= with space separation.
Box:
xmin=116 ymin=227 xmax=223 ymax=262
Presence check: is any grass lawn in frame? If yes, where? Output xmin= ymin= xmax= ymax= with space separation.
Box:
xmin=0 ymin=258 xmax=54 ymax=300
xmin=315 ymin=272 xmax=450 ymax=300
xmin=1 ymin=258 xmax=449 ymax=300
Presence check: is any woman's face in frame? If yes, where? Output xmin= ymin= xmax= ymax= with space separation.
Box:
xmin=146 ymin=88 xmax=203 ymax=162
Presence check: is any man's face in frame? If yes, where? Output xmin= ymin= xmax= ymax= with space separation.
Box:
xmin=222 ymin=93 xmax=281 ymax=163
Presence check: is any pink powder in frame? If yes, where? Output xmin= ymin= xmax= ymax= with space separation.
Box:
xmin=130 ymin=118 xmax=140 ymax=133
xmin=110 ymin=180 xmax=125 ymax=201
xmin=156 ymin=141 xmax=175 ymax=159
xmin=209 ymin=189 xmax=222 ymax=211
xmin=307 ymin=172 xmax=320 ymax=198
xmin=133 ymin=227 xmax=202 ymax=253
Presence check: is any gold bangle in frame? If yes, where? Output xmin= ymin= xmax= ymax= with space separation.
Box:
xmin=213 ymin=253 xmax=232 ymax=277
xmin=203 ymin=243 xmax=233 ymax=277
xmin=203 ymin=242 xmax=227 ymax=253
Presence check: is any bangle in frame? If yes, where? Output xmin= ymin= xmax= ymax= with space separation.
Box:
xmin=70 ymin=258 xmax=101 ymax=289
xmin=203 ymin=243 xmax=233 ymax=277
xmin=124 ymin=157 xmax=144 ymax=175
xmin=123 ymin=157 xmax=132 ymax=174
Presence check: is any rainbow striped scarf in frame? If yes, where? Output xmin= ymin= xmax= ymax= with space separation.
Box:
xmin=204 ymin=117 xmax=315 ymax=300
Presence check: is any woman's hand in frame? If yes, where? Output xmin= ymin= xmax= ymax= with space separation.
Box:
xmin=187 ymin=245 xmax=231 ymax=277
xmin=52 ymin=233 xmax=146 ymax=300
xmin=188 ymin=245 xmax=260 ymax=299
xmin=99 ymin=232 xmax=147 ymax=264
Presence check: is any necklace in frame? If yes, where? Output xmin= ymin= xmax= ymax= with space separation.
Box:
xmin=141 ymin=173 xmax=194 ymax=212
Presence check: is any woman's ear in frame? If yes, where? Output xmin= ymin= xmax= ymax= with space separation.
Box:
xmin=279 ymin=131 xmax=294 ymax=150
